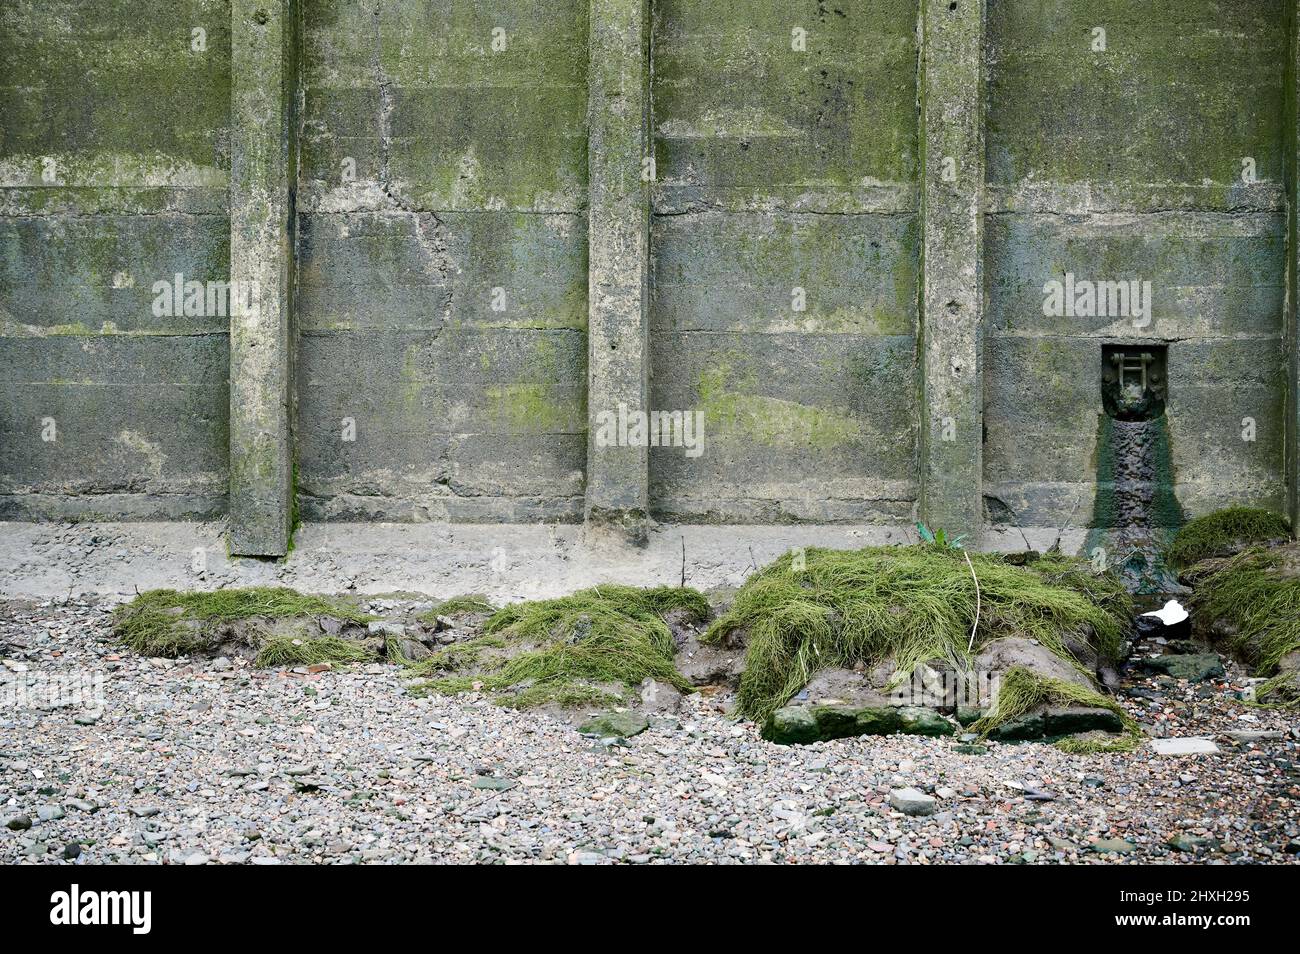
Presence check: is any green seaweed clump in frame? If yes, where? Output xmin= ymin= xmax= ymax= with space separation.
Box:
xmin=970 ymin=666 xmax=1142 ymax=753
xmin=1184 ymin=546 xmax=1300 ymax=705
xmin=255 ymin=635 xmax=374 ymax=668
xmin=1253 ymin=672 xmax=1300 ymax=708
xmin=406 ymin=585 xmax=709 ymax=709
xmin=704 ymin=546 xmax=1131 ymax=722
xmin=1168 ymin=507 xmax=1290 ymax=569
xmin=113 ymin=587 xmax=371 ymax=661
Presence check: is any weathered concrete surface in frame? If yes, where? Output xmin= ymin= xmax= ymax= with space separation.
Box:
xmin=649 ymin=1 xmax=921 ymax=524
xmin=297 ymin=0 xmax=588 ymax=214
xmin=0 ymin=337 xmax=228 ymax=520
xmin=585 ymin=0 xmax=650 ymax=540
xmin=1 ymin=0 xmax=1296 ymax=539
xmin=650 ymin=327 xmax=916 ymax=523
xmin=651 ymin=0 xmax=919 ymax=212
xmin=0 ymin=520 xmax=921 ymax=602
xmin=919 ymin=0 xmax=984 ymax=536
xmin=984 ymin=213 xmax=1287 ymax=525
xmin=294 ymin=0 xmax=589 ymax=525
xmin=296 ymin=325 xmax=586 ymax=522
xmin=0 ymin=517 xmax=1102 ymax=604
xmin=986 ymin=1 xmax=1284 ymax=205
xmin=228 ymin=0 xmax=294 ymax=555
xmin=983 ymin=0 xmax=1289 ymax=533
xmin=0 ymin=0 xmax=232 ymax=520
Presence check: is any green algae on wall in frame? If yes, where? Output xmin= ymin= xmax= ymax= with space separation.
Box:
xmin=696 ymin=364 xmax=859 ymax=451
xmin=3 ymin=0 xmax=1294 ymax=533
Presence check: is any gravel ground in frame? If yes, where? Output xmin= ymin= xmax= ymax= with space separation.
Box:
xmin=2 ymin=597 xmax=1299 ymax=865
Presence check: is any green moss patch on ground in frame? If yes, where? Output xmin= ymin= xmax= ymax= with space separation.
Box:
xmin=424 ymin=594 xmax=496 ymax=618
xmin=704 ymin=545 xmax=1131 ymax=723
xmin=255 ymin=635 xmax=375 ymax=669
xmin=970 ymin=666 xmax=1142 ymax=753
xmin=1168 ymin=507 xmax=1291 ymax=568
xmin=404 ymin=585 xmax=710 ymax=709
xmin=1184 ymin=546 xmax=1300 ymax=705
xmin=1252 ymin=672 xmax=1300 ymax=708
xmin=113 ymin=587 xmax=372 ymax=663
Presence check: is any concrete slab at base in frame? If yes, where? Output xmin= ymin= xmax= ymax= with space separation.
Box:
xmin=0 ymin=521 xmax=1089 ymax=602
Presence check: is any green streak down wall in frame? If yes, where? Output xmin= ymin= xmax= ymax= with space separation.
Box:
xmin=1 ymin=1 xmax=1297 ymax=543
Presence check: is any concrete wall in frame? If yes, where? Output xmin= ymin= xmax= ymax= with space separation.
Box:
xmin=0 ymin=0 xmax=231 ymax=520
xmin=294 ymin=0 xmax=589 ymax=522
xmin=649 ymin=0 xmax=920 ymax=523
xmin=983 ymin=0 xmax=1290 ymax=529
xmin=2 ymin=1 xmax=1297 ymax=548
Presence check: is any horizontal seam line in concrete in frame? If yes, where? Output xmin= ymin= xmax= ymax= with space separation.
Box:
xmin=653 ymin=329 xmax=916 ymax=338
xmin=986 ymin=331 xmax=1284 ymax=340
xmin=299 ymin=207 xmax=584 ymax=216
xmin=651 ymin=208 xmax=918 ymax=218
xmin=986 ymin=206 xmax=1286 ymax=217
xmin=0 ymin=332 xmax=231 ymax=338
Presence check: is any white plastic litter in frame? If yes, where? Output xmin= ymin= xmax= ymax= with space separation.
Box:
xmin=1141 ymin=599 xmax=1188 ymax=625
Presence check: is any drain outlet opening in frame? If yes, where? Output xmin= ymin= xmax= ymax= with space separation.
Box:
xmin=1102 ymin=344 xmax=1167 ymax=421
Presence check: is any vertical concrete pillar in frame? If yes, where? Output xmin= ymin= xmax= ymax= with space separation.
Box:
xmin=1288 ymin=1 xmax=1300 ymax=534
xmin=585 ymin=0 xmax=651 ymax=542
xmin=229 ymin=0 xmax=295 ymax=556
xmin=919 ymin=0 xmax=986 ymax=538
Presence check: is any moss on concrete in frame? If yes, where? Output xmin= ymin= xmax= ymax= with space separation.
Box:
xmin=1089 ymin=414 xmax=1185 ymax=532
xmin=1085 ymin=413 xmax=1186 ymax=593
xmin=986 ymin=0 xmax=1285 ymax=190
xmin=697 ymin=364 xmax=860 ymax=450
xmin=485 ymin=382 xmax=579 ymax=432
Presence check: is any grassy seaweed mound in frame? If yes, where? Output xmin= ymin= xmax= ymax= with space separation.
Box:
xmin=255 ymin=635 xmax=374 ymax=668
xmin=405 ymin=584 xmax=709 ymax=709
xmin=970 ymin=666 xmax=1142 ymax=753
xmin=1184 ymin=547 xmax=1300 ymax=704
xmin=113 ymin=587 xmax=372 ymax=662
xmin=704 ymin=546 xmax=1131 ymax=722
xmin=423 ymin=594 xmax=496 ymax=619
xmin=1168 ymin=507 xmax=1290 ymax=569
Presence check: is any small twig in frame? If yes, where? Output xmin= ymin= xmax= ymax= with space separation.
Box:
xmin=680 ymin=536 xmax=687 ymax=589
xmin=964 ymin=550 xmax=981 ymax=654
xmin=1111 ymin=546 xmax=1142 ymax=570
xmin=1049 ymin=495 xmax=1082 ymax=554
xmin=991 ymin=500 xmax=1033 ymax=552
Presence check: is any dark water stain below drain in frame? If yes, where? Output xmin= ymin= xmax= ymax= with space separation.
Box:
xmin=1085 ymin=413 xmax=1186 ymax=596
